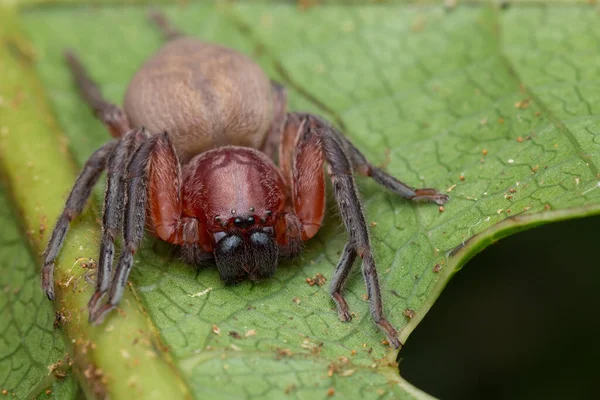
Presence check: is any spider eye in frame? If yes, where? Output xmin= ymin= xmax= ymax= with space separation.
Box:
xmin=233 ymin=215 xmax=256 ymax=228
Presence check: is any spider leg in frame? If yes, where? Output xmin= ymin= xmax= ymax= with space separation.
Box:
xmin=87 ymin=128 xmax=148 ymax=314
xmin=147 ymin=10 xmax=183 ymax=41
xmin=287 ymin=112 xmax=400 ymax=348
xmin=89 ymin=133 xmax=205 ymax=323
xmin=329 ymin=243 xmax=357 ymax=322
xmin=64 ymin=51 xmax=131 ymax=138
xmin=313 ymin=115 xmax=448 ymax=205
xmin=89 ymin=135 xmax=158 ymax=324
xmin=41 ymin=141 xmax=118 ymax=300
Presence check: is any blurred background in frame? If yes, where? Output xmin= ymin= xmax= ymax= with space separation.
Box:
xmin=400 ymin=214 xmax=600 ymax=399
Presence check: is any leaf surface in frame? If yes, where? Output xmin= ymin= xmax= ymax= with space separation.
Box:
xmin=0 ymin=183 xmax=79 ymax=399
xmin=1 ymin=1 xmax=599 ymax=398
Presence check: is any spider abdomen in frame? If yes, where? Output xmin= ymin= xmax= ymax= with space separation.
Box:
xmin=124 ymin=37 xmax=275 ymax=164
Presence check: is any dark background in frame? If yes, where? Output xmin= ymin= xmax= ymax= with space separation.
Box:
xmin=400 ymin=214 xmax=600 ymax=400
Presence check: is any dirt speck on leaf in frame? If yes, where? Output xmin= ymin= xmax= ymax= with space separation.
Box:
xmin=284 ymin=384 xmax=297 ymax=394
xmin=306 ymin=273 xmax=326 ymax=287
xmin=275 ymin=348 xmax=293 ymax=359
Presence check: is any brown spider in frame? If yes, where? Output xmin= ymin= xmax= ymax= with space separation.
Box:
xmin=41 ymin=12 xmax=448 ymax=347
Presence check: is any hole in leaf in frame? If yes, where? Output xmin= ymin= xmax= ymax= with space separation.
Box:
xmin=400 ymin=215 xmax=600 ymax=399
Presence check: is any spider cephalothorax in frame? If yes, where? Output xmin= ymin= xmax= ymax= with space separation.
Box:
xmin=41 ymin=12 xmax=448 ymax=348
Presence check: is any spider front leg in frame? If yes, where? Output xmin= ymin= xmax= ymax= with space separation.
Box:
xmin=41 ymin=141 xmax=117 ymax=300
xmin=87 ymin=128 xmax=148 ymax=314
xmin=89 ymin=132 xmax=206 ymax=324
xmin=283 ymin=113 xmax=400 ymax=347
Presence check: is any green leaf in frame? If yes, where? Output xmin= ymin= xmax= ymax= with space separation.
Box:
xmin=1 ymin=1 xmax=599 ymax=398
xmin=0 ymin=182 xmax=79 ymax=399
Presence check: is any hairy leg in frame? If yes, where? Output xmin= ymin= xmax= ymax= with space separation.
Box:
xmin=64 ymin=51 xmax=131 ymax=138
xmin=89 ymin=135 xmax=159 ymax=324
xmin=147 ymin=10 xmax=183 ymax=40
xmin=311 ymin=115 xmax=448 ymax=205
xmin=41 ymin=141 xmax=118 ymax=300
xmin=287 ymin=113 xmax=400 ymax=347
xmin=329 ymin=243 xmax=357 ymax=322
xmin=88 ymin=133 xmax=203 ymax=323
xmin=87 ymin=128 xmax=148 ymax=315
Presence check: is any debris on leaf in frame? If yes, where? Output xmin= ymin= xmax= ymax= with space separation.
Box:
xmin=306 ymin=273 xmax=326 ymax=287
xmin=190 ymin=287 xmax=212 ymax=297
xmin=284 ymin=384 xmax=297 ymax=394
xmin=514 ymin=98 xmax=530 ymax=109
xmin=53 ymin=310 xmax=65 ymax=329
xmin=301 ymin=338 xmax=323 ymax=354
xmin=275 ymin=348 xmax=293 ymax=359
xmin=228 ymin=331 xmax=242 ymax=339
xmin=47 ymin=357 xmax=68 ymax=379
xmin=212 ymin=324 xmax=221 ymax=335
xmin=446 ymin=184 xmax=456 ymax=193
xmin=244 ymin=329 xmax=256 ymax=338
xmin=292 ymin=297 xmax=301 ymax=304
xmin=404 ymin=308 xmax=416 ymax=319
xmin=82 ymin=364 xmax=107 ymax=397
xmin=327 ymin=363 xmax=337 ymax=377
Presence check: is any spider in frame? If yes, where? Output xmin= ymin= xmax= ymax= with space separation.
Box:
xmin=41 ymin=12 xmax=448 ymax=348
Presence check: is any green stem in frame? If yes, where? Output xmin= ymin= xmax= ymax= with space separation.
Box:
xmin=0 ymin=6 xmax=191 ymax=399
